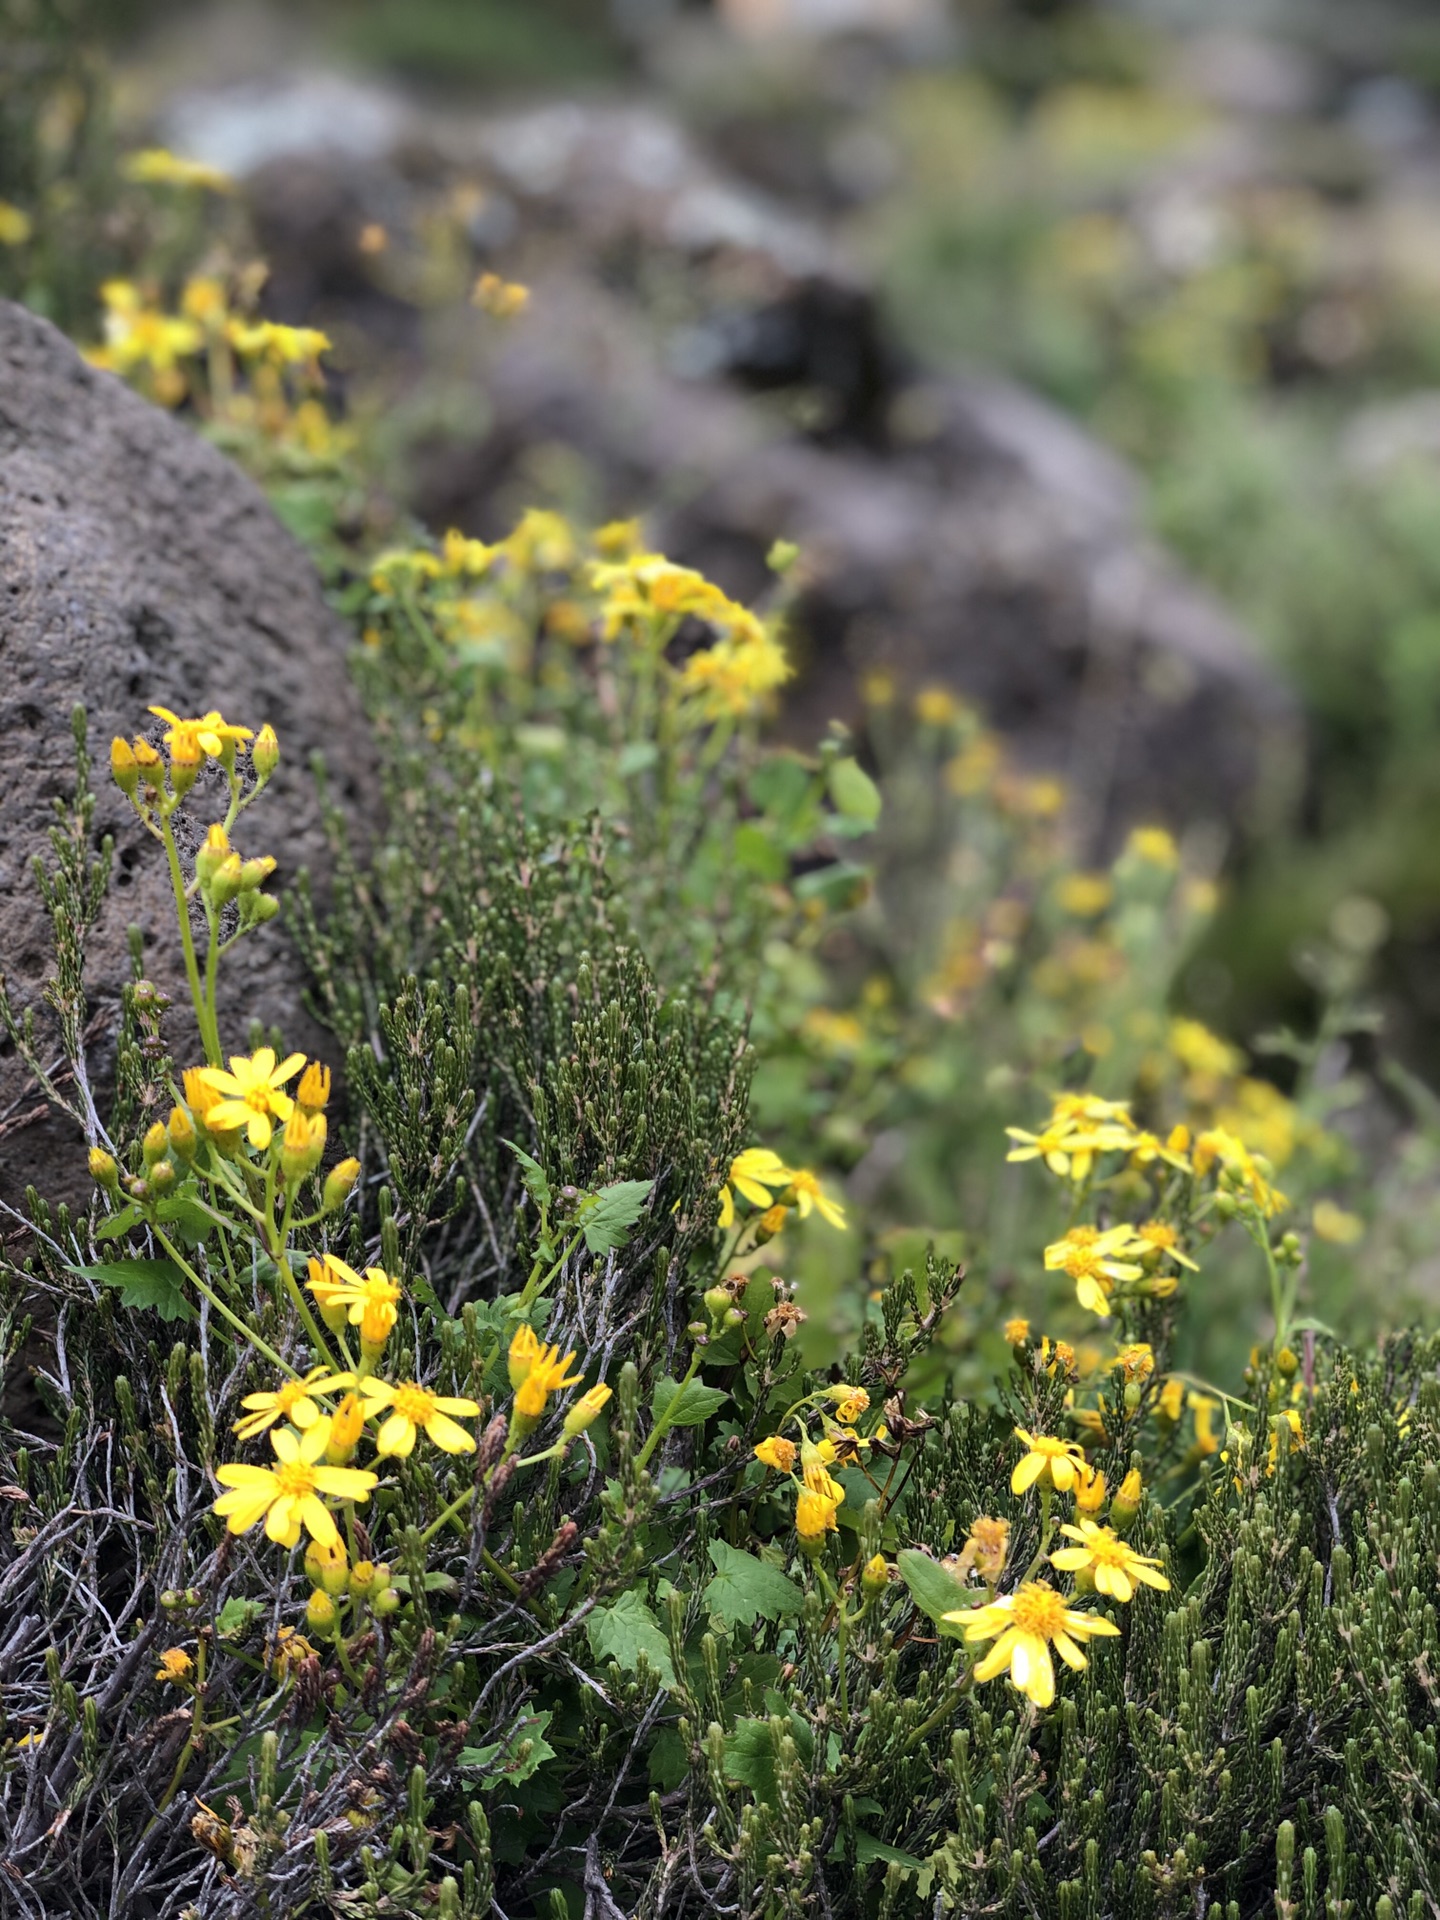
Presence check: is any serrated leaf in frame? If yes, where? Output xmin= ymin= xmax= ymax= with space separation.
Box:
xmin=72 ymin=1258 xmax=195 ymax=1323
xmin=723 ymin=1709 xmax=813 ymax=1804
xmin=458 ymin=1708 xmax=555 ymax=1784
xmin=651 ymin=1375 xmax=729 ymax=1429
xmin=587 ymin=1590 xmax=675 ymax=1688
xmin=94 ymin=1203 xmax=142 ymax=1243
xmin=828 ymin=756 xmax=881 ymax=827
xmin=897 ymin=1549 xmax=978 ymax=1636
xmin=827 ymin=1832 xmax=926 ymax=1870
xmin=156 ymin=1195 xmax=217 ymax=1247
xmin=579 ymin=1177 xmax=654 ymax=1256
xmin=216 ymin=1597 xmax=263 ymax=1637
xmin=503 ymin=1138 xmax=552 ymax=1212
xmin=704 ymin=1541 xmax=804 ymax=1628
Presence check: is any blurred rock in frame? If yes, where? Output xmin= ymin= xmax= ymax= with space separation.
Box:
xmin=161 ymin=69 xmax=405 ymax=178
xmin=0 ymin=301 xmax=375 ymax=1216
xmin=1339 ymin=392 xmax=1440 ymax=480
xmin=717 ymin=0 xmax=947 ymax=45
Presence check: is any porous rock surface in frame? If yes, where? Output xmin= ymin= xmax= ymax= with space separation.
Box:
xmin=0 ymin=299 xmax=373 ymax=1217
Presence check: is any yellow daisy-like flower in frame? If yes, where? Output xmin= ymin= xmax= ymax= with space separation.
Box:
xmin=1051 ymin=1520 xmax=1170 ymax=1602
xmin=233 ymin=1366 xmax=346 ymax=1441
xmin=951 ymin=1580 xmax=1120 ymax=1708
xmin=1044 ymin=1226 xmax=1143 ymax=1317
xmin=754 ymin=1434 xmax=798 ymax=1473
xmin=195 ymin=1048 xmax=306 ymax=1150
xmin=795 ymin=1485 xmax=841 ymax=1540
xmin=1189 ymin=1391 xmax=1222 ymax=1456
xmin=1012 ymin=1427 xmax=1087 ymax=1496
xmin=1129 ymin=1128 xmax=1193 ymax=1174
xmin=514 ymin=1343 xmax=585 ymax=1420
xmin=213 ymin=1417 xmax=378 ymax=1550
xmin=1133 ymin=1219 xmax=1199 ymax=1271
xmin=356 ymin=1379 xmax=481 ymax=1458
xmin=148 ymin=705 xmax=253 ymax=762
xmin=306 ymin=1256 xmax=403 ymax=1347
xmin=785 ymin=1168 xmax=848 ymax=1231
xmin=717 ymin=1147 xmax=791 ymax=1228
xmin=1003 ymin=1316 xmax=1031 ymax=1345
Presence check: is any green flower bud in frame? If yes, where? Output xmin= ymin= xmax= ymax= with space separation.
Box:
xmin=142 ymin=1121 xmax=170 ymax=1166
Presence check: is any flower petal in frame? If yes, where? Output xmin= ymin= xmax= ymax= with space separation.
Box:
xmin=270 ymin=1427 xmax=300 ymax=1464
xmin=247 ymin=1112 xmax=273 ymax=1150
xmin=313 ymin=1465 xmax=379 ymax=1499
xmin=376 ymin=1412 xmax=415 ymax=1457
xmin=216 ymin=1463 xmax=278 ymax=1488
xmin=264 ymin=1494 xmax=297 ymax=1543
xmin=1012 ymin=1452 xmax=1045 ymax=1495
xmin=299 ymin=1496 xmax=339 ymax=1547
xmin=424 ymin=1411 xmax=476 ymax=1454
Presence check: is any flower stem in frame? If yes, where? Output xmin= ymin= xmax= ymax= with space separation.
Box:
xmin=151 ymin=1225 xmax=298 ymax=1379
xmin=160 ymin=814 xmax=220 ymax=1067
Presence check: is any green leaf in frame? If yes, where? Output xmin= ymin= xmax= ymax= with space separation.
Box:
xmin=704 ymin=1541 xmax=804 ymax=1629
xmin=93 ymin=1202 xmax=142 ymax=1243
xmin=651 ymin=1375 xmax=729 ymax=1429
xmin=827 ymin=1832 xmax=926 ymax=1870
xmin=897 ymin=1549 xmax=978 ymax=1637
xmin=723 ymin=1709 xmax=813 ymax=1804
xmin=215 ymin=1597 xmax=263 ymax=1638
xmin=587 ymin=1591 xmax=675 ymax=1688
xmin=618 ymin=741 xmax=659 ymax=776
xmin=503 ymin=1139 xmax=552 ymax=1212
xmin=458 ymin=1708 xmax=556 ymax=1785
xmin=828 ymin=756 xmax=882 ymax=827
xmin=72 ymin=1258 xmax=195 ymax=1323
xmin=156 ymin=1195 xmax=217 ymax=1247
xmin=731 ymin=823 xmax=788 ymax=882
xmin=579 ymin=1177 xmax=654 ymax=1256
xmin=647 ymin=1725 xmax=688 ymax=1791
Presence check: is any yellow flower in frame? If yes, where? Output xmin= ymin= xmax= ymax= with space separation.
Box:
xmin=326 ymin=1392 xmax=366 ymax=1464
xmin=1110 ymin=1468 xmax=1143 ymax=1526
xmin=1156 ymin=1377 xmax=1185 ymax=1422
xmin=1128 ymin=1127 xmax=1193 ymax=1174
xmin=213 ymin=1417 xmax=378 ymax=1550
xmin=1133 ymin=1219 xmax=1199 ymax=1271
xmin=514 ymin=1343 xmax=585 ymax=1421
xmin=195 ymin=1047 xmax=306 ymax=1150
xmin=795 ymin=1485 xmax=841 ymax=1541
xmin=957 ymin=1516 xmax=1010 ymax=1583
xmin=1051 ymin=1520 xmax=1170 ymax=1601
xmin=952 ymin=1580 xmax=1120 ymax=1709
xmin=508 ymin=1323 xmax=542 ymax=1389
xmin=785 ymin=1168 xmax=848 ymax=1231
xmin=562 ymin=1384 xmax=613 ymax=1437
xmin=1074 ymin=1464 xmax=1107 ymax=1514
xmin=1313 ymin=1200 xmax=1364 ymax=1246
xmin=680 ymin=629 xmax=792 ymax=716
xmin=124 ymin=147 xmax=233 ymax=192
xmin=266 ymin=1626 xmax=316 ymax=1680
xmin=754 ymin=1434 xmax=798 ymax=1473
xmin=306 ymin=1256 xmax=403 ymax=1347
xmin=357 ymin=1379 xmax=481 ymax=1458
xmin=1003 ymin=1317 xmax=1031 ymax=1345
xmin=280 ymin=1107 xmax=327 ymax=1184
xmin=1189 ymin=1391 xmax=1221 ymax=1456
xmin=155 ymin=1648 xmax=194 ymax=1685
xmin=1112 ymin=1342 xmax=1154 ymax=1384
xmin=717 ymin=1147 xmax=791 ymax=1227
xmin=1267 ymin=1408 xmax=1303 ymax=1474
xmin=1056 ymin=872 xmax=1113 ymax=917
xmin=234 ymin=1366 xmax=345 ymax=1441
xmin=0 ymin=200 xmax=32 ymax=246
xmin=472 ymin=272 xmax=530 ymax=317
xmin=1127 ymin=826 xmax=1178 ymax=867
xmin=914 ymin=685 xmax=958 ymax=725
xmin=1012 ymin=1427 xmax=1087 ymax=1496
xmin=296 ymin=1062 xmax=332 ymax=1113
xmin=148 ymin=705 xmax=254 ymax=763
xmin=1044 ymin=1226 xmax=1143 ymax=1316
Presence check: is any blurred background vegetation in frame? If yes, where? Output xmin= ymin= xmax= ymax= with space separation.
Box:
xmin=9 ymin=0 xmax=1440 ymax=1379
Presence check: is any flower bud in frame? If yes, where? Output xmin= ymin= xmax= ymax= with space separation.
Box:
xmin=752 ymin=1203 xmax=787 ymax=1245
xmin=238 ymin=855 xmax=277 ymax=891
xmin=252 ymin=723 xmax=280 ymax=783
xmin=861 ymin=1553 xmax=890 ymax=1597
xmin=148 ymin=1159 xmax=177 ymax=1195
xmin=304 ymin=1537 xmax=350 ymax=1595
xmin=325 ymin=1391 xmax=366 ymax=1463
xmin=167 ymin=1104 xmax=197 ymax=1163
xmin=562 ymin=1383 xmax=613 ymax=1438
xmin=321 ymin=1156 xmax=361 ymax=1215
xmin=195 ymin=824 xmax=231 ymax=885
xmin=1214 ymin=1190 xmax=1237 ymax=1221
xmin=89 ymin=1147 xmax=120 ymax=1192
xmin=208 ymin=852 xmax=244 ymax=906
xmin=703 ymin=1283 xmax=732 ymax=1324
xmin=1110 ymin=1467 xmax=1143 ymax=1531
xmin=243 ymin=892 xmax=280 ymax=925
xmin=169 ymin=739 xmax=202 ymax=797
xmin=1276 ymin=1346 xmax=1299 ymax=1378
xmin=1075 ymin=1465 xmax=1107 ymax=1514
xmin=142 ymin=1121 xmax=171 ymax=1166
xmin=349 ymin=1559 xmax=379 ymax=1597
xmin=111 ymin=736 xmax=140 ymax=797
xmin=159 ymin=1588 xmax=186 ymax=1612
xmin=305 ymin=1589 xmax=340 ymax=1637
xmin=280 ymin=1108 xmax=327 ymax=1185
xmin=133 ymin=737 xmax=165 ymax=789
xmin=372 ymin=1587 xmax=402 ymax=1617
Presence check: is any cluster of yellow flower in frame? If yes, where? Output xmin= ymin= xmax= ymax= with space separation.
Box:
xmin=752 ymin=1382 xmax=875 ymax=1548
xmin=943 ymin=1429 xmax=1167 ymax=1709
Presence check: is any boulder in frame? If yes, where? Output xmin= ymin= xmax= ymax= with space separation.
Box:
xmin=0 ymin=300 xmax=374 ymax=1217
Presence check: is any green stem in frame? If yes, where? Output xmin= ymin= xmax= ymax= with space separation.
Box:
xmin=160 ymin=815 xmax=220 ymax=1066
xmin=151 ymin=1225 xmax=298 ymax=1379
xmin=636 ymin=1348 xmax=703 ymax=1471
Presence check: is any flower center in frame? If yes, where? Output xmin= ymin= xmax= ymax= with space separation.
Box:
xmin=1064 ymin=1247 xmax=1104 ymax=1280
xmin=274 ymin=1461 xmax=317 ymax=1500
xmin=1011 ymin=1584 xmax=1067 ymax=1638
xmin=245 ymin=1086 xmax=272 ymax=1113
xmin=1085 ymin=1532 xmax=1130 ymax=1567
xmin=275 ymin=1381 xmax=309 ymax=1414
xmin=1140 ymin=1222 xmax=1175 ymax=1248
xmin=393 ymin=1384 xmax=435 ymax=1424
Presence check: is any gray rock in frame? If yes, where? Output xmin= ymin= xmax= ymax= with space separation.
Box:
xmin=0 ymin=300 xmax=374 ymax=1216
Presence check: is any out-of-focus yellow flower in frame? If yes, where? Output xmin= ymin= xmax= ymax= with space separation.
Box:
xmin=1003 ymin=1316 xmax=1031 ymax=1346
xmin=1127 ymin=826 xmax=1178 ymax=867
xmin=959 ymin=1516 xmax=1010 ymax=1582
xmin=0 ymin=202 xmax=33 ymax=245
xmin=914 ymin=685 xmax=959 ymax=725
xmin=357 ymin=1379 xmax=481 ymax=1457
xmin=473 ymin=272 xmax=530 ymax=317
xmin=800 ymin=1008 xmax=865 ymax=1055
xmin=1052 ymin=1520 xmax=1170 ymax=1601
xmin=784 ymin=1168 xmax=847 ymax=1230
xmin=717 ymin=1147 xmax=790 ymax=1227
xmin=1012 ymin=1427 xmax=1087 ymax=1495
xmin=1312 ymin=1199 xmax=1364 ymax=1245
xmin=681 ymin=628 xmax=793 ymax=717
xmin=1156 ymin=1377 xmax=1184 ymax=1422
xmin=1056 ymin=872 xmax=1113 ymax=917
xmin=1267 ymin=1407 xmax=1303 ymax=1474
xmin=1189 ymin=1391 xmax=1221 ymax=1455
xmin=1044 ymin=1226 xmax=1143 ymax=1316
xmin=953 ymin=1580 xmax=1119 ymax=1708
xmin=214 ymin=1417 xmax=377 ymax=1549
xmin=124 ymin=147 xmax=233 ymax=192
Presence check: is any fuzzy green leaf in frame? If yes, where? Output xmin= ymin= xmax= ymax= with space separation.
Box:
xmin=651 ymin=1375 xmax=729 ymax=1428
xmin=579 ymin=1178 xmax=654 ymax=1255
xmin=704 ymin=1540 xmax=804 ymax=1628
xmin=587 ymin=1591 xmax=675 ymax=1688
xmin=503 ymin=1139 xmax=552 ymax=1212
xmin=73 ymin=1258 xmax=195 ymax=1323
xmin=828 ymin=756 xmax=882 ymax=827
xmin=897 ymin=1549 xmax=979 ymax=1636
